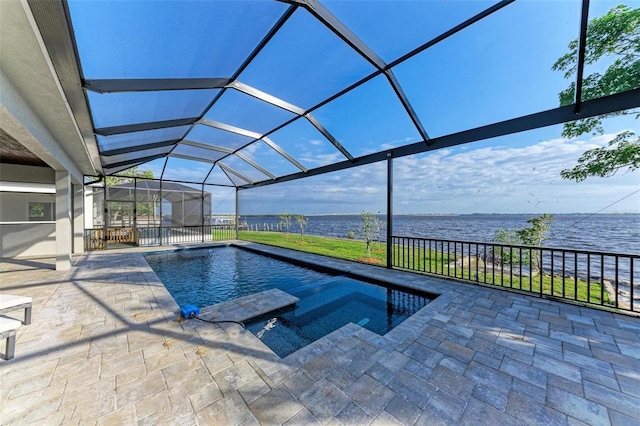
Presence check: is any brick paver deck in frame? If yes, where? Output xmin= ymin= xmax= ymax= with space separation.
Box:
xmin=1 ymin=242 xmax=639 ymax=425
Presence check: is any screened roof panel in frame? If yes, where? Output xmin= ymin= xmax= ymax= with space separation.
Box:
xmin=236 ymin=140 xmax=302 ymax=178
xmin=268 ymin=118 xmax=348 ymax=169
xmin=205 ymin=166 xmax=234 ymax=187
xmin=185 ymin=124 xmax=255 ymax=152
xmin=218 ymin=165 xmax=252 ymax=187
xmin=204 ymin=90 xmax=297 ymax=135
xmin=322 ymin=0 xmax=497 ymax=63
xmin=101 ymin=145 xmax=174 ymax=168
xmin=39 ymin=0 xmax=636 ymax=187
xmin=393 ymin=0 xmax=582 ymax=138
xmin=162 ymin=157 xmax=212 ymax=183
xmin=237 ymin=8 xmax=376 ymax=109
xmin=219 ymin=155 xmax=272 ymax=184
xmin=130 ymin=157 xmax=168 ymax=180
xmin=88 ymin=90 xmax=217 ymax=128
xmin=171 ymin=144 xmax=227 ymax=163
xmin=313 ymin=74 xmax=423 ymax=157
xmin=96 ymin=126 xmax=190 ymax=152
xmin=68 ymin=1 xmax=287 ymax=79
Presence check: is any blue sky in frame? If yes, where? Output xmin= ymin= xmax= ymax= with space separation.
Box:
xmin=68 ymin=1 xmax=639 ymax=215
xmin=231 ymin=125 xmax=640 ymax=216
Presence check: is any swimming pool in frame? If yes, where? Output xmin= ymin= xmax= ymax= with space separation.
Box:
xmin=144 ymin=245 xmax=433 ymax=356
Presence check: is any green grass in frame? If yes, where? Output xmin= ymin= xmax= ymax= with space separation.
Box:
xmin=237 ymin=230 xmax=611 ymax=305
xmin=238 ymin=230 xmax=387 ymax=265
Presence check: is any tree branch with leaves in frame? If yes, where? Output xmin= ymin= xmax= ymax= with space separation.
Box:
xmin=553 ymin=4 xmax=639 ymax=181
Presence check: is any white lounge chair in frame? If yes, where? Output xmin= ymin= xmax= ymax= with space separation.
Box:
xmin=0 ymin=294 xmax=32 ymax=325
xmin=0 ymin=316 xmax=21 ymax=360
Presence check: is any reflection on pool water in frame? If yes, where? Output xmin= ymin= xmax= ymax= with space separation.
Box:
xmin=144 ymin=246 xmax=433 ymax=357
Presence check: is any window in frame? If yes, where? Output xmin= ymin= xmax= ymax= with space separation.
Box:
xmin=28 ymin=202 xmax=55 ymax=221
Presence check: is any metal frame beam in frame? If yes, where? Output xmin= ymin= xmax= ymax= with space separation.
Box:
xmin=262 ymin=137 xmax=307 ymax=172
xmin=100 ymin=139 xmax=180 ymax=157
xmin=235 ymin=152 xmax=276 ymax=180
xmin=218 ymin=163 xmax=254 ymax=185
xmin=181 ymin=139 xmax=234 ymax=154
xmin=95 ymin=117 xmax=198 ymax=136
xmin=385 ymin=70 xmax=430 ymax=142
xmin=287 ymin=0 xmax=385 ymax=69
xmin=103 ymin=153 xmax=167 ymax=171
xmin=305 ymin=114 xmax=354 ymax=161
xmin=228 ymin=81 xmax=306 ymax=115
xmin=198 ymin=118 xmax=263 ymax=140
xmin=574 ymin=0 xmax=591 ymax=112
xmin=84 ymin=78 xmax=231 ymax=93
xmin=170 ymin=153 xmax=216 ymax=164
xmin=239 ymin=88 xmax=640 ymax=189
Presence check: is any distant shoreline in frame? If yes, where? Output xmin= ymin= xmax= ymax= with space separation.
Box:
xmin=237 ymin=212 xmax=640 ymax=217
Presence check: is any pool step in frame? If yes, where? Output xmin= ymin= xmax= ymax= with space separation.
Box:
xmin=196 ymin=288 xmax=299 ymax=323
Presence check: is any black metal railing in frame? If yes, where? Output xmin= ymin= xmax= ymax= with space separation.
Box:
xmin=84 ymin=225 xmax=236 ymax=250
xmin=391 ymin=236 xmax=639 ymax=313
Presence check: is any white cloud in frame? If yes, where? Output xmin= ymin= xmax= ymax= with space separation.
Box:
xmin=234 ymin=132 xmax=639 ymax=215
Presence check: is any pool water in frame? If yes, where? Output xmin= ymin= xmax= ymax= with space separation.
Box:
xmin=144 ymin=246 xmax=334 ymax=307
xmin=145 ymin=246 xmax=433 ymax=357
xmin=246 ymin=276 xmax=431 ymax=357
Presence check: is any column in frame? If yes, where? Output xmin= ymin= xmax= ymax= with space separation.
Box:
xmin=73 ymin=183 xmax=84 ymax=254
xmin=55 ymin=170 xmax=72 ymax=270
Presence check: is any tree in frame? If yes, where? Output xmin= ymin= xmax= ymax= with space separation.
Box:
xmin=294 ymin=214 xmax=308 ymax=242
xmin=553 ymin=4 xmax=640 ymax=181
xmin=279 ymin=211 xmax=292 ymax=236
xmin=517 ymin=214 xmax=555 ymax=247
xmin=104 ymin=166 xmax=155 ymax=223
xmin=492 ymin=228 xmax=523 ymax=267
xmin=372 ymin=213 xmax=386 ymax=250
xmin=358 ymin=211 xmax=376 ymax=258
xmin=493 ymin=214 xmax=554 ymax=274
xmin=105 ymin=166 xmax=154 ymax=186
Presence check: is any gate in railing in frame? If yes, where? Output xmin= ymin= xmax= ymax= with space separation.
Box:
xmin=391 ymin=236 xmax=639 ymax=313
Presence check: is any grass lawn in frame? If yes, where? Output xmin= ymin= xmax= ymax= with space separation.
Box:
xmin=238 ymin=230 xmax=387 ymax=265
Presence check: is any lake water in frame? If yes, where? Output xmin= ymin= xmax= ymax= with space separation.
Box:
xmin=243 ymin=214 xmax=639 ymax=255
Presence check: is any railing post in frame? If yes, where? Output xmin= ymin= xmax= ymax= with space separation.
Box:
xmin=133 ymin=177 xmax=138 ymax=247
xmin=103 ymin=179 xmax=108 ymax=250
xmin=386 ymin=154 xmax=393 ymax=269
xmin=159 ymin=179 xmax=163 ymax=246
xmin=200 ymin=182 xmax=204 ymax=243
xmin=235 ymin=188 xmax=239 ymax=240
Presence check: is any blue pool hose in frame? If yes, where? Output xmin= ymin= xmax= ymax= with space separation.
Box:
xmin=181 ymin=304 xmax=245 ymax=328
xmin=191 ymin=315 xmax=245 ymax=328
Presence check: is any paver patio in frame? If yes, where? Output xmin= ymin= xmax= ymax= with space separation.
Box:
xmin=1 ymin=242 xmax=639 ymax=425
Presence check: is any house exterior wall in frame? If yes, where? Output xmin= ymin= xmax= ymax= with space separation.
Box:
xmin=0 ymin=164 xmax=57 ymax=257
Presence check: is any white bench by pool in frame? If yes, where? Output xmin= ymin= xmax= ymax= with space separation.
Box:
xmin=0 ymin=294 xmax=32 ymax=325
xmin=0 ymin=294 xmax=33 ymax=360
